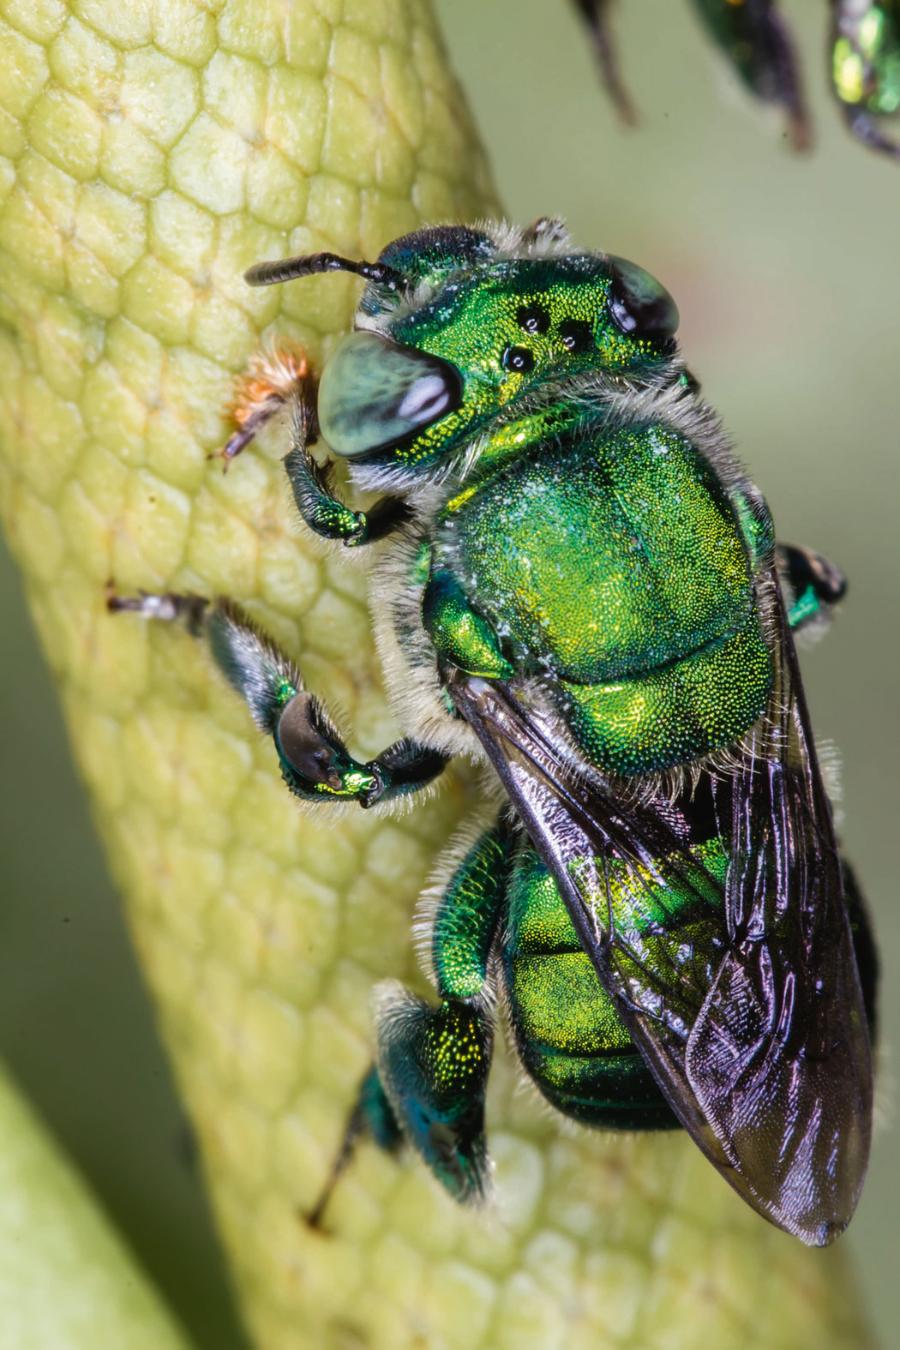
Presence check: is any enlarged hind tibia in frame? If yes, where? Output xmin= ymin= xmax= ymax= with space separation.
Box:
xmin=374 ymin=984 xmax=493 ymax=1204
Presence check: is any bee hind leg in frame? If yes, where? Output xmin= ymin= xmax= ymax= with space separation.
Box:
xmin=374 ymin=988 xmax=494 ymax=1204
xmin=305 ymin=1066 xmax=402 ymax=1230
xmin=107 ymin=587 xmax=448 ymax=806
xmin=373 ymin=818 xmax=514 ymax=1203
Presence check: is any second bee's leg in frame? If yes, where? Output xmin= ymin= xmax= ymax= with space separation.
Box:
xmin=374 ymin=819 xmax=514 ymax=1204
xmin=107 ymin=589 xmax=449 ymax=806
xmin=690 ymin=0 xmax=810 ymax=150
xmin=570 ymin=0 xmax=637 ymax=125
xmin=777 ymin=543 xmax=847 ymax=631
xmin=842 ymin=107 xmax=900 ymax=162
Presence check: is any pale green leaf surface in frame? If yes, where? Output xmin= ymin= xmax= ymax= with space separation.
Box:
xmin=0 ymin=1 xmax=874 ymax=1346
xmin=0 ymin=1059 xmax=187 ymax=1349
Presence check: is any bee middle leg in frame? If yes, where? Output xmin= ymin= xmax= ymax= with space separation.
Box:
xmin=107 ymin=588 xmax=449 ymax=807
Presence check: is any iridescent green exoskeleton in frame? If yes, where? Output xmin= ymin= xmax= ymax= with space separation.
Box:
xmin=111 ymin=220 xmax=876 ymax=1247
xmin=830 ymin=0 xmax=900 ymax=158
xmin=573 ymin=0 xmax=900 ymax=160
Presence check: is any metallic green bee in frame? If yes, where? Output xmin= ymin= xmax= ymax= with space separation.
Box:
xmin=574 ymin=0 xmax=900 ymax=160
xmin=111 ymin=220 xmax=877 ymax=1246
xmin=830 ymin=0 xmax=900 ymax=156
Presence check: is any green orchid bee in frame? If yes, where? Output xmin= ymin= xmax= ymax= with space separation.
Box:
xmin=111 ymin=220 xmax=877 ymax=1246
xmin=830 ymin=0 xmax=900 ymax=157
xmin=574 ymin=0 xmax=900 ymax=160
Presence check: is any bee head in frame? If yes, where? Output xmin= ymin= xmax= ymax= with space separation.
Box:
xmin=245 ymin=221 xmax=679 ymax=482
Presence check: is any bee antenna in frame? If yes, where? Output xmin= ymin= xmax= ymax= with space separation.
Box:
xmin=244 ymin=251 xmax=406 ymax=291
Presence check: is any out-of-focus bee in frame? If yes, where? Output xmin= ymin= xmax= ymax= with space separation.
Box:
xmin=573 ymin=0 xmax=900 ymax=160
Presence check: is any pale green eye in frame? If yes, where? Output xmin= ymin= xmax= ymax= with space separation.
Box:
xmin=318 ymin=332 xmax=462 ymax=458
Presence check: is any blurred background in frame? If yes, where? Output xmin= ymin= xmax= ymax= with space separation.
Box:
xmin=0 ymin=1 xmax=896 ymax=1344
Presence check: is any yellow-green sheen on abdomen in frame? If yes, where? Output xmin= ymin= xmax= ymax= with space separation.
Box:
xmin=501 ymin=841 xmax=729 ymax=1128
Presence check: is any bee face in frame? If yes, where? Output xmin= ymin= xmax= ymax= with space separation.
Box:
xmin=316 ymin=224 xmax=679 ymax=474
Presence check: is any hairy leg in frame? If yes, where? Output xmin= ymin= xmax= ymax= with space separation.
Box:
xmin=306 ymin=1066 xmax=402 ymax=1230
xmin=217 ymin=347 xmax=409 ymax=545
xmin=308 ymin=819 xmax=513 ymax=1226
xmin=372 ymin=818 xmax=513 ymax=1203
xmin=108 ymin=589 xmax=448 ymax=807
xmin=217 ymin=346 xmax=313 ymax=467
xmin=843 ymin=106 xmax=900 ymax=160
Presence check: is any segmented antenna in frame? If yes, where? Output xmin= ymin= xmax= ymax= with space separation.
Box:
xmin=244 ymin=251 xmax=406 ymax=290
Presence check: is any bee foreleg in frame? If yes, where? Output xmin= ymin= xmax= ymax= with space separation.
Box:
xmin=284 ymin=437 xmax=408 ymax=547
xmin=215 ymin=346 xmax=315 ymax=468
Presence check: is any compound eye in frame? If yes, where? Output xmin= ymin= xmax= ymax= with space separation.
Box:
xmin=502 ymin=345 xmax=535 ymax=374
xmin=607 ymin=256 xmax=679 ymax=342
xmin=318 ymin=331 xmax=462 ymax=458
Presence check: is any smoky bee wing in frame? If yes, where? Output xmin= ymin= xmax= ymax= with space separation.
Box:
xmin=446 ymin=577 xmax=872 ymax=1245
xmin=684 ymin=571 xmax=872 ymax=1245
xmin=446 ymin=670 xmax=738 ymax=1180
